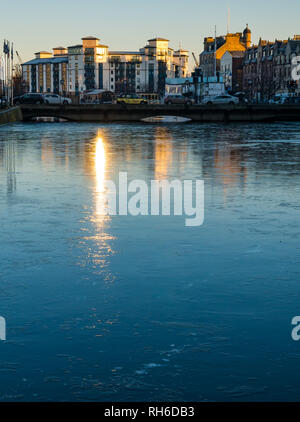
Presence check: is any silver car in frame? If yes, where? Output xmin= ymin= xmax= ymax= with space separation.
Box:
xmin=202 ymin=95 xmax=239 ymax=105
xmin=44 ymin=94 xmax=72 ymax=105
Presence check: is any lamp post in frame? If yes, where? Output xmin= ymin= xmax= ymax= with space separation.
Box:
xmin=248 ymin=79 xmax=253 ymax=103
xmin=60 ymin=79 xmax=64 ymax=102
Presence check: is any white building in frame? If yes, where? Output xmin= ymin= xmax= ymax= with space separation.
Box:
xmin=220 ymin=51 xmax=244 ymax=93
xmin=165 ymin=77 xmax=193 ymax=95
xmin=22 ymin=36 xmax=189 ymax=97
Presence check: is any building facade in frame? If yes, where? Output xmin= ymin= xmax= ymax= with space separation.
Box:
xmin=199 ymin=26 xmax=251 ymax=77
xmin=220 ymin=51 xmax=244 ymax=93
xmin=22 ymin=37 xmax=189 ymax=97
xmin=243 ymin=36 xmax=300 ymax=102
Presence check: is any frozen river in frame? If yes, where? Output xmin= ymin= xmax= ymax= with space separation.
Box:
xmin=0 ymin=121 xmax=300 ymax=401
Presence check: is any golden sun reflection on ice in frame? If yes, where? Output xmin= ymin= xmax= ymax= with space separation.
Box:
xmin=78 ymin=134 xmax=116 ymax=284
xmin=94 ymin=136 xmax=110 ymax=220
xmin=95 ymin=137 xmax=106 ymax=194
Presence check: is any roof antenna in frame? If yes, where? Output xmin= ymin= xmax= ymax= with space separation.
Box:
xmin=214 ymin=25 xmax=217 ymax=77
xmin=227 ymin=6 xmax=230 ymax=33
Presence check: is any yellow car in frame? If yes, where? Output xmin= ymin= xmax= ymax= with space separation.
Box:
xmin=117 ymin=94 xmax=148 ymax=105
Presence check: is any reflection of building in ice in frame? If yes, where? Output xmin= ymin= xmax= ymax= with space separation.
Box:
xmin=5 ymin=140 xmax=16 ymax=194
xmin=154 ymin=127 xmax=173 ymax=180
xmin=41 ymin=136 xmax=70 ymax=168
xmin=154 ymin=127 xmax=190 ymax=180
xmin=214 ymin=143 xmax=247 ymax=201
xmin=41 ymin=138 xmax=54 ymax=166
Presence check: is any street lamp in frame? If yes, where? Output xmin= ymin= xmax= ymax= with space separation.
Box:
xmin=60 ymin=79 xmax=64 ymax=102
xmin=248 ymin=79 xmax=253 ymax=103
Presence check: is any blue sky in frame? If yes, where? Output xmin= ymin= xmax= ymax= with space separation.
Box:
xmin=2 ymin=0 xmax=300 ymax=66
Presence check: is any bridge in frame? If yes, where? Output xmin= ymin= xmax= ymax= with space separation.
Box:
xmin=20 ymin=104 xmax=300 ymax=123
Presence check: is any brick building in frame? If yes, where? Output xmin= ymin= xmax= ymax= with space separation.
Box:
xmin=200 ymin=26 xmax=251 ymax=77
xmin=243 ymin=36 xmax=300 ymax=102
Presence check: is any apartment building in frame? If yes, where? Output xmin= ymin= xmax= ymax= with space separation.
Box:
xmin=22 ymin=36 xmax=189 ymax=97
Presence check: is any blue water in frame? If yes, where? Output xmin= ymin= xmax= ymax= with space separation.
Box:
xmin=0 ymin=121 xmax=300 ymax=401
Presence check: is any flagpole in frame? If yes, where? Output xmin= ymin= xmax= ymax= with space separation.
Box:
xmin=11 ymin=43 xmax=14 ymax=106
xmin=7 ymin=41 xmax=10 ymax=105
xmin=214 ymin=26 xmax=217 ymax=78
xmin=6 ymin=42 xmax=9 ymax=104
xmin=4 ymin=40 xmax=7 ymax=104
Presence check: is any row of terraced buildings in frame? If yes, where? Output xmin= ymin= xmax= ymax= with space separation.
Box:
xmin=199 ymin=26 xmax=300 ymax=101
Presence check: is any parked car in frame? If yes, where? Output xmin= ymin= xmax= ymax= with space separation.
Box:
xmin=164 ymin=95 xmax=195 ymax=105
xmin=284 ymin=96 xmax=300 ymax=104
xmin=14 ymin=93 xmax=45 ymax=105
xmin=116 ymin=94 xmax=148 ymax=105
xmin=81 ymin=90 xmax=115 ymax=104
xmin=202 ymin=95 xmax=239 ymax=105
xmin=270 ymin=94 xmax=290 ymax=104
xmin=0 ymin=97 xmax=7 ymax=108
xmin=233 ymin=92 xmax=249 ymax=103
xmin=43 ymin=94 xmax=72 ymax=105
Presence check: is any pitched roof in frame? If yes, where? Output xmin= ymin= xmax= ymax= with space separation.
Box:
xmin=22 ymin=57 xmax=68 ymax=65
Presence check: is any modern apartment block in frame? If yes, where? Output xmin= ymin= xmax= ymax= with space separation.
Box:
xmin=22 ymin=36 xmax=189 ymax=97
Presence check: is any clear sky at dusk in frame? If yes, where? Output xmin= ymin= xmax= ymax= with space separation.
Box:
xmin=2 ymin=0 xmax=300 ymax=66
